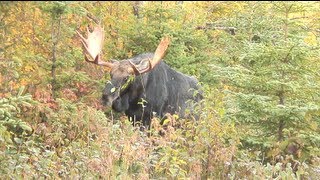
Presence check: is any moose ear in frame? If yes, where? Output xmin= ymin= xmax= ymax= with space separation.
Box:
xmin=128 ymin=37 xmax=170 ymax=75
xmin=129 ymin=58 xmax=152 ymax=75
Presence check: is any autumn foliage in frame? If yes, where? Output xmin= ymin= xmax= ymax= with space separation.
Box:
xmin=1 ymin=1 xmax=320 ymax=179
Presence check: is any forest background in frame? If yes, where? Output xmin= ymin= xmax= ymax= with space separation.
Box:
xmin=1 ymin=1 xmax=320 ymax=179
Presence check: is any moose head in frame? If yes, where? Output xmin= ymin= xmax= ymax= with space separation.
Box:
xmin=76 ymin=24 xmax=170 ymax=109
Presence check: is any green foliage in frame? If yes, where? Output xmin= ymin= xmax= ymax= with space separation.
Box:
xmin=0 ymin=87 xmax=34 ymax=145
xmin=212 ymin=1 xmax=320 ymax=164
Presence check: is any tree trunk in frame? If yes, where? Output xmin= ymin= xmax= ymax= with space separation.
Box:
xmin=51 ymin=15 xmax=62 ymax=99
xmin=132 ymin=1 xmax=143 ymax=19
xmin=277 ymin=4 xmax=293 ymax=142
xmin=278 ymin=90 xmax=285 ymax=141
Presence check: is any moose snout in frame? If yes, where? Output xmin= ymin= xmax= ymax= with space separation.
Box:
xmin=102 ymin=93 xmax=112 ymax=106
xmin=102 ymin=94 xmax=108 ymax=106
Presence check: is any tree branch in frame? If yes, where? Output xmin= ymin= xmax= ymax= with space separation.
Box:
xmin=196 ymin=23 xmax=237 ymax=35
xmin=86 ymin=12 xmax=100 ymax=24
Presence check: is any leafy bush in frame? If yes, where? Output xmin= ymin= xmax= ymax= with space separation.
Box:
xmin=0 ymin=87 xmax=34 ymax=146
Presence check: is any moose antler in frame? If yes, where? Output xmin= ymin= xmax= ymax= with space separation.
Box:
xmin=151 ymin=36 xmax=170 ymax=69
xmin=130 ymin=37 xmax=170 ymax=74
xmin=76 ymin=24 xmax=114 ymax=68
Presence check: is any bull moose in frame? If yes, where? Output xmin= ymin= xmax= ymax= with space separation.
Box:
xmin=76 ymin=24 xmax=203 ymax=129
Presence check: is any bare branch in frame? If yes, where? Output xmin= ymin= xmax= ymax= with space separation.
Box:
xmin=196 ymin=23 xmax=236 ymax=35
xmin=87 ymin=13 xmax=100 ymax=24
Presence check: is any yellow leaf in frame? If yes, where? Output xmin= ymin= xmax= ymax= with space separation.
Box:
xmin=304 ymin=32 xmax=317 ymax=46
xmin=24 ymin=65 xmax=34 ymax=72
xmin=162 ymin=118 xmax=170 ymax=125
xmin=20 ymin=79 xmax=28 ymax=86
